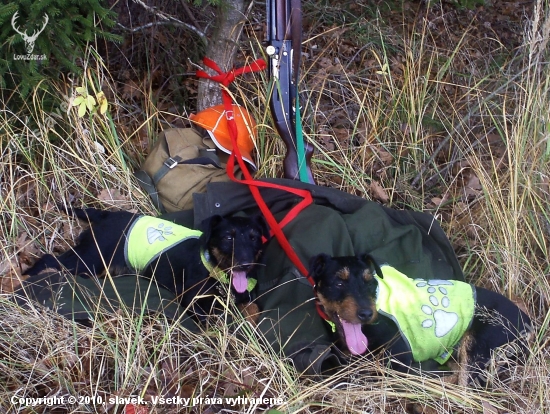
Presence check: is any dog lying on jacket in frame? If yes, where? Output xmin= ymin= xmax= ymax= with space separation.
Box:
xmin=24 ymin=207 xmax=268 ymax=319
xmin=310 ymin=253 xmax=532 ymax=383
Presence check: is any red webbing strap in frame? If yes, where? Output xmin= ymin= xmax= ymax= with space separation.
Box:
xmin=197 ymin=58 xmax=329 ymax=320
xmin=196 ymin=57 xmax=266 ymax=90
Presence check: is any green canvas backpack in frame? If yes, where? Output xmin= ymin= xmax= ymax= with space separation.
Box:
xmin=134 ymin=127 xmax=241 ymax=213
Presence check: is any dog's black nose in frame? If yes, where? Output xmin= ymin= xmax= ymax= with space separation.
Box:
xmin=357 ymin=309 xmax=373 ymax=322
xmin=237 ymin=264 xmax=253 ymax=273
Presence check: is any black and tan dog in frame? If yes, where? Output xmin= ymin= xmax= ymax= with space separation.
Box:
xmin=310 ymin=253 xmax=532 ymax=383
xmin=25 ymin=207 xmax=268 ymax=318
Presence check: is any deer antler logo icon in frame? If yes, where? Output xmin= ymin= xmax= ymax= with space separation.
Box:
xmin=11 ymin=12 xmax=49 ymax=54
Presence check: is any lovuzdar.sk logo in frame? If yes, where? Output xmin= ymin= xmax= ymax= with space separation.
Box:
xmin=11 ymin=11 xmax=49 ymax=60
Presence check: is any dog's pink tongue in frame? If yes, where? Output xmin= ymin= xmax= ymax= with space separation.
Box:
xmin=231 ymin=270 xmax=248 ymax=293
xmin=341 ymin=320 xmax=368 ymax=355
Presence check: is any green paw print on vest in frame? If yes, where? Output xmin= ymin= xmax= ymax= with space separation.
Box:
xmin=146 ymin=222 xmax=174 ymax=244
xmin=416 ymin=280 xmax=459 ymax=338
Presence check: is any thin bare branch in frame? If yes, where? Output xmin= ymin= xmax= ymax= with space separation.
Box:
xmin=130 ymin=0 xmax=207 ymax=44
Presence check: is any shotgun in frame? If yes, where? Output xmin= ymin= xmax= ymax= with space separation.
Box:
xmin=266 ymin=0 xmax=314 ymax=183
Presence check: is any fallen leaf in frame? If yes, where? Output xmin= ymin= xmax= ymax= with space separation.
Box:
xmin=0 ymin=268 xmax=28 ymax=293
xmin=14 ymin=177 xmax=36 ymax=202
xmin=124 ymin=404 xmax=148 ymax=414
xmin=0 ymin=258 xmax=18 ymax=276
xmin=370 ymin=181 xmax=389 ymax=203
xmin=222 ymin=381 xmax=240 ymax=398
xmin=158 ymin=359 xmax=195 ymax=399
xmin=374 ymin=146 xmax=393 ymax=166
xmin=97 ymin=188 xmax=131 ymax=209
xmin=241 ymin=367 xmax=257 ymax=389
xmin=431 ymin=197 xmax=443 ymax=206
xmin=452 ymin=201 xmax=469 ymax=217
xmin=463 ymin=172 xmax=482 ymax=199
xmin=96 ymin=91 xmax=108 ymax=114
xmin=122 ymin=80 xmax=143 ymax=100
xmin=482 ymin=400 xmax=499 ymax=414
xmin=16 ymin=232 xmax=41 ymax=267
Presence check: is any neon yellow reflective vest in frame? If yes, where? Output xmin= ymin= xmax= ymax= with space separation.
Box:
xmin=124 ymin=216 xmax=256 ymax=292
xmin=375 ymin=266 xmax=476 ymax=364
xmin=124 ymin=216 xmax=202 ymax=272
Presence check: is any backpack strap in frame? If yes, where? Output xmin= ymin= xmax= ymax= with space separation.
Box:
xmin=134 ymin=148 xmax=223 ymax=213
xmin=134 ymin=169 xmax=166 ymax=213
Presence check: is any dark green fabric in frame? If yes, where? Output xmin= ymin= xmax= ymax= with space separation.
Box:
xmin=15 ymin=271 xmax=199 ymax=331
xmin=191 ymin=179 xmax=463 ymax=282
xmin=248 ymin=202 xmax=461 ymax=373
xmin=14 ymin=179 xmax=463 ymax=376
xmin=189 ymin=179 xmax=463 ymax=375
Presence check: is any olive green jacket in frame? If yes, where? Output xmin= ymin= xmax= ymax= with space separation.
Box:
xmin=189 ymin=180 xmax=464 ymax=374
xmin=17 ymin=179 xmax=464 ymax=375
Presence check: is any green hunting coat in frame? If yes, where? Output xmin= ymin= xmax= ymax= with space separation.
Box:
xmin=189 ymin=179 xmax=465 ymax=374
xmin=16 ymin=179 xmax=464 ymax=375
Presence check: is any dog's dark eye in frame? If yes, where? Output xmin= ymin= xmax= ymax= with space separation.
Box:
xmin=225 ymin=235 xmax=233 ymax=241
xmin=250 ymin=235 xmax=257 ymax=242
xmin=335 ymin=281 xmax=344 ymax=288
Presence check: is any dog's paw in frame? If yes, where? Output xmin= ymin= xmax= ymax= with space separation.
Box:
xmin=146 ymin=222 xmax=174 ymax=243
xmin=238 ymin=303 xmax=260 ymax=326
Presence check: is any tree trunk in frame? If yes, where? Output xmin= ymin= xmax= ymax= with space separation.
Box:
xmin=196 ymin=0 xmax=247 ymax=111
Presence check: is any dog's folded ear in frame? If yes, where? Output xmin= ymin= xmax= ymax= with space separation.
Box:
xmin=360 ymin=254 xmax=383 ymax=279
xmin=252 ymin=214 xmax=270 ymax=239
xmin=200 ymin=214 xmax=224 ymax=241
xmin=309 ymin=253 xmax=330 ymax=282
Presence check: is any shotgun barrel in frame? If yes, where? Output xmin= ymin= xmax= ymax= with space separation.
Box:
xmin=266 ymin=0 xmax=314 ymax=183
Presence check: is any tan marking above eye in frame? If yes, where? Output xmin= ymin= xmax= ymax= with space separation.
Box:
xmin=363 ymin=269 xmax=373 ymax=281
xmin=336 ymin=267 xmax=350 ymax=280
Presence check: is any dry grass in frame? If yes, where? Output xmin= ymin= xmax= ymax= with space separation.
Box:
xmin=1 ymin=0 xmax=549 ymax=412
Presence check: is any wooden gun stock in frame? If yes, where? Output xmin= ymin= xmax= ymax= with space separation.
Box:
xmin=270 ymin=82 xmax=314 ymax=183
